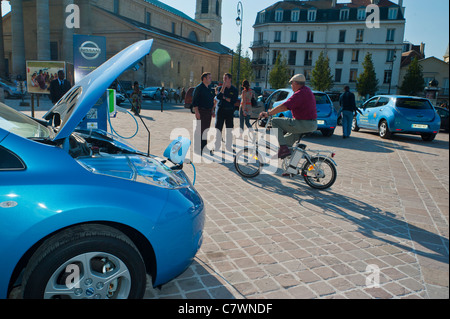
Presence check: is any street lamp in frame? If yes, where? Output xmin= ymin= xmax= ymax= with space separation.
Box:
xmin=388 ymin=52 xmax=397 ymax=94
xmin=236 ymin=1 xmax=243 ymax=92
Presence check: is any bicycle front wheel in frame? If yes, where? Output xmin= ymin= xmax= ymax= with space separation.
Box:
xmin=302 ymin=157 xmax=337 ymax=189
xmin=234 ymin=147 xmax=263 ymax=178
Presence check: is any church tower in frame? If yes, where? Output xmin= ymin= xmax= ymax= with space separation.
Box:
xmin=195 ymin=0 xmax=222 ymax=43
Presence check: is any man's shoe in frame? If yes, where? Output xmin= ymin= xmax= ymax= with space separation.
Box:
xmin=278 ymin=145 xmax=291 ymax=159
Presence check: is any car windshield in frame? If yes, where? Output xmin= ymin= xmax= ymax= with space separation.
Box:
xmin=0 ymin=103 xmax=54 ymax=139
xmin=396 ymin=98 xmax=433 ymax=110
xmin=315 ymin=94 xmax=331 ymax=105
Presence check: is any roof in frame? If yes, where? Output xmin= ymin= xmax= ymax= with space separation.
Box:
xmin=95 ymin=6 xmax=231 ymax=55
xmin=256 ymin=0 xmax=404 ymax=24
xmin=143 ymin=0 xmax=203 ymax=27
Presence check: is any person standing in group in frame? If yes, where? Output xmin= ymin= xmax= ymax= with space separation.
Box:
xmin=49 ymin=70 xmax=72 ymax=104
xmin=192 ymin=72 xmax=215 ymax=154
xmin=130 ymin=81 xmax=142 ymax=115
xmin=339 ymin=85 xmax=362 ymax=138
xmin=239 ymin=79 xmax=255 ymax=135
xmin=259 ymin=74 xmax=317 ymax=159
xmin=214 ymin=73 xmax=238 ymax=153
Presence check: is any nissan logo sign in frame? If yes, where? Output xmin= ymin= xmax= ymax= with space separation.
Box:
xmin=79 ymin=41 xmax=102 ymax=60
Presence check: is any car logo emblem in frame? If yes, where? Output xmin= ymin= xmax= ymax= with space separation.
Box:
xmin=0 ymin=201 xmax=18 ymax=208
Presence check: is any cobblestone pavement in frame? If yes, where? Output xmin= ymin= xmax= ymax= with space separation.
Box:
xmin=9 ymin=97 xmax=449 ymax=299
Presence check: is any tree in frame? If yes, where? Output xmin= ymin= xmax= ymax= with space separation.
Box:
xmin=399 ymin=57 xmax=425 ymax=96
xmin=356 ymin=52 xmax=379 ymax=98
xmin=269 ymin=53 xmax=290 ymax=89
xmin=310 ymin=51 xmax=334 ymax=92
xmin=230 ymin=45 xmax=254 ymax=88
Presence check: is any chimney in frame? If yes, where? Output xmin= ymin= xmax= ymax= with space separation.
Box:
xmin=420 ymin=42 xmax=425 ymax=58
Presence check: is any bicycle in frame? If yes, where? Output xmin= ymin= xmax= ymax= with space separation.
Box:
xmin=234 ymin=119 xmax=337 ymax=189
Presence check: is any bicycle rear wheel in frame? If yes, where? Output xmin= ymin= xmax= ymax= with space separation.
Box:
xmin=302 ymin=157 xmax=337 ymax=189
xmin=234 ymin=147 xmax=263 ymax=178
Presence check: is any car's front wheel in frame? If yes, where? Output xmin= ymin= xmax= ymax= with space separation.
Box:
xmin=21 ymin=224 xmax=147 ymax=299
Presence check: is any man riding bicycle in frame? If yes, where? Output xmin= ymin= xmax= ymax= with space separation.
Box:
xmin=259 ymin=74 xmax=317 ymax=159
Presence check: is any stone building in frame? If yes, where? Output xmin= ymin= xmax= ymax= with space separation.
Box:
xmin=1 ymin=0 xmax=232 ymax=88
xmin=251 ymin=0 xmax=405 ymax=95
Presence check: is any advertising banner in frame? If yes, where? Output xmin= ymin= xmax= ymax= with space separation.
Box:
xmin=26 ymin=61 xmax=66 ymax=94
xmin=73 ymin=35 xmax=106 ymax=83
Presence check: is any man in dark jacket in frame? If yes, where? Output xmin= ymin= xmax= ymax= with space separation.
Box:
xmin=214 ymin=73 xmax=238 ymax=153
xmin=49 ymin=70 xmax=72 ymax=104
xmin=339 ymin=86 xmax=362 ymax=138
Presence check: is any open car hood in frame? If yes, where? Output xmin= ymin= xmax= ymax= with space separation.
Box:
xmin=44 ymin=39 xmax=153 ymax=141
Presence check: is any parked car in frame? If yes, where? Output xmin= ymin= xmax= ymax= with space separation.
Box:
xmin=0 ymin=79 xmax=26 ymax=99
xmin=435 ymin=106 xmax=449 ymax=132
xmin=0 ymin=39 xmax=204 ymax=299
xmin=352 ymin=95 xmax=441 ymax=141
xmin=142 ymin=87 xmax=161 ymax=100
xmin=260 ymin=89 xmax=338 ymax=137
xmin=116 ymin=92 xmax=126 ymax=106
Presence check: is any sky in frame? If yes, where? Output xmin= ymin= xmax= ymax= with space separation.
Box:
xmin=2 ymin=0 xmax=449 ymax=59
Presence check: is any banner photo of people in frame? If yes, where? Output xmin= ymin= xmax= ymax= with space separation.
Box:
xmin=26 ymin=61 xmax=71 ymax=94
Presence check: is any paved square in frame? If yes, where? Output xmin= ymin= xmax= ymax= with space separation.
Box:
xmin=11 ymin=98 xmax=449 ymax=299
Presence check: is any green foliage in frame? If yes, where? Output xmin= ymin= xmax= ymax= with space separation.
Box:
xmin=399 ymin=57 xmax=425 ymax=96
xmin=356 ymin=52 xmax=379 ymax=97
xmin=269 ymin=54 xmax=290 ymax=89
xmin=310 ymin=51 xmax=334 ymax=92
xmin=230 ymin=45 xmax=254 ymax=87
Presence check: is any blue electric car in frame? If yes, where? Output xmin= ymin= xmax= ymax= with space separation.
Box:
xmin=352 ymin=95 xmax=441 ymax=141
xmin=0 ymin=40 xmax=204 ymax=299
xmin=262 ymin=89 xmax=338 ymax=137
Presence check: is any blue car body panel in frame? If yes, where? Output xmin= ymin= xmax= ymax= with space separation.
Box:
xmin=354 ymin=95 xmax=441 ymax=136
xmin=269 ymin=89 xmax=338 ymax=133
xmin=0 ymin=39 xmax=204 ymax=298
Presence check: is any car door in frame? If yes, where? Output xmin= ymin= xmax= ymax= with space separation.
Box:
xmin=251 ymin=96 xmax=265 ymax=119
xmin=369 ymin=96 xmax=390 ymax=128
xmin=358 ymin=97 xmax=379 ymax=129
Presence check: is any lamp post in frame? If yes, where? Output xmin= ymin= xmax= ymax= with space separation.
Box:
xmin=388 ymin=52 xmax=397 ymax=94
xmin=235 ymin=1 xmax=243 ymax=92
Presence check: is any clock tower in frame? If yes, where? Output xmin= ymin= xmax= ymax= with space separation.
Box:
xmin=195 ymin=0 xmax=222 ymax=43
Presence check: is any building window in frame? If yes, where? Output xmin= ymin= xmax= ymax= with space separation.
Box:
xmin=304 ymin=50 xmax=313 ymax=66
xmin=304 ymin=69 xmax=312 ymax=81
xmin=50 ymin=42 xmax=58 ymax=60
xmin=340 ymin=9 xmax=349 ymax=21
xmin=306 ymin=31 xmax=314 ymax=43
xmin=290 ymin=31 xmax=298 ymax=43
xmin=178 ymin=62 xmax=181 ymax=74
xmin=216 ymin=0 xmax=220 ymax=16
xmin=349 ymin=69 xmax=358 ymax=82
xmin=339 ymin=30 xmax=346 ymax=43
xmin=114 ymin=0 xmax=119 ymax=14
xmin=201 ymin=0 xmax=209 ymax=14
xmin=386 ymin=50 xmax=396 ymax=62
xmin=172 ymin=22 xmax=176 ymax=34
xmin=337 ymin=49 xmax=344 ymax=63
xmin=291 ymin=9 xmax=300 ymax=22
xmin=275 ymin=10 xmax=283 ymax=22
xmin=351 ymin=50 xmax=360 ymax=62
xmin=274 ymin=31 xmax=281 ymax=43
xmin=307 ymin=9 xmax=316 ymax=22
xmin=388 ymin=7 xmax=398 ymax=20
xmin=356 ymin=29 xmax=364 ymax=42
xmin=357 ymin=8 xmax=366 ymax=20
xmin=335 ymin=69 xmax=342 ymax=83
xmin=386 ymin=29 xmax=395 ymax=42
xmin=146 ymin=12 xmax=151 ymax=25
xmin=288 ymin=51 xmax=297 ymax=65
xmin=272 ymin=50 xmax=280 ymax=64
xmin=384 ymin=70 xmax=392 ymax=84
xmin=259 ymin=11 xmax=266 ymax=23
xmin=443 ymin=78 xmax=449 ymax=95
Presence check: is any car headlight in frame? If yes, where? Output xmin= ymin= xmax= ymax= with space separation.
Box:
xmin=129 ymin=156 xmax=188 ymax=189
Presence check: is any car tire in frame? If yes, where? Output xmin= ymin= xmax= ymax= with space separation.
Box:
xmin=21 ymin=224 xmax=146 ymax=299
xmin=351 ymin=117 xmax=360 ymax=132
xmin=421 ymin=133 xmax=436 ymax=142
xmin=378 ymin=120 xmax=392 ymax=139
